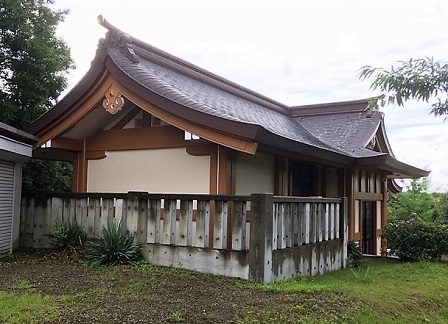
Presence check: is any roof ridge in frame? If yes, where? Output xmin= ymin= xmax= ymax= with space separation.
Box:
xmin=97 ymin=15 xmax=290 ymax=115
xmin=290 ymin=97 xmax=381 ymax=117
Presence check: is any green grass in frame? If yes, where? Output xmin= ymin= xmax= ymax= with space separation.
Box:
xmin=246 ymin=258 xmax=448 ymax=323
xmin=0 ymin=291 xmax=58 ymax=324
xmin=1 ymin=255 xmax=447 ymax=323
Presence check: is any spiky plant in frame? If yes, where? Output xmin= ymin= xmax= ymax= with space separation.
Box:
xmin=347 ymin=240 xmax=363 ymax=268
xmin=48 ymin=220 xmax=87 ymax=253
xmin=86 ymin=220 xmax=142 ymax=265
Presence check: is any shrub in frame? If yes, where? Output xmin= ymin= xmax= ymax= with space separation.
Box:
xmin=86 ymin=220 xmax=142 ymax=265
xmin=48 ymin=220 xmax=87 ymax=253
xmin=386 ymin=216 xmax=448 ymax=261
xmin=347 ymin=240 xmax=362 ymax=268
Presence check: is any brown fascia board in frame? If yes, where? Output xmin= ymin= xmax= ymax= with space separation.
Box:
xmin=24 ymin=53 xmax=109 ymax=136
xmin=375 ymin=117 xmax=396 ymax=157
xmin=355 ymin=154 xmax=430 ymax=178
xmin=106 ymin=56 xmax=356 ymax=164
xmin=105 ymin=57 xmax=261 ymax=141
xmin=388 ymin=179 xmax=403 ymax=195
xmin=290 ymin=97 xmax=377 ymax=117
xmin=128 ymin=40 xmax=291 ymax=115
xmin=254 ymin=127 xmax=353 ymax=165
xmin=0 ymin=121 xmax=37 ymax=146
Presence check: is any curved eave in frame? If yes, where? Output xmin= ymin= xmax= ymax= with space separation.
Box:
xmin=375 ymin=118 xmax=396 ymax=157
xmin=254 ymin=128 xmax=353 ymax=165
xmin=355 ymin=154 xmax=430 ymax=178
xmin=104 ymin=56 xmax=262 ymax=142
xmin=24 ymin=50 xmax=110 ymax=136
xmin=388 ymin=179 xmax=403 ymax=196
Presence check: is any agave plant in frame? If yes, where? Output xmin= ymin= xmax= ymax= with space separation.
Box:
xmin=86 ymin=220 xmax=142 ymax=265
xmin=347 ymin=240 xmax=362 ymax=268
xmin=48 ymin=220 xmax=87 ymax=253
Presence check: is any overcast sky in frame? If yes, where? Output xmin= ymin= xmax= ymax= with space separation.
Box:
xmin=52 ymin=0 xmax=448 ymax=192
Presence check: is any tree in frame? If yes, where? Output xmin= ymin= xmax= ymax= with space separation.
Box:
xmin=0 ymin=0 xmax=74 ymax=191
xmin=433 ymin=193 xmax=448 ymax=225
xmin=388 ymin=178 xmax=435 ymax=223
xmin=0 ymin=0 xmax=74 ymax=128
xmin=358 ymin=57 xmax=448 ymax=117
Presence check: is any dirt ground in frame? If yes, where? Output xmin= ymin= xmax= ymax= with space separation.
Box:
xmin=0 ymin=250 xmax=360 ymax=323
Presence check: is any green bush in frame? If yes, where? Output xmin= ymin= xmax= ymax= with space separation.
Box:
xmin=86 ymin=220 xmax=142 ymax=265
xmin=48 ymin=220 xmax=87 ymax=253
xmin=386 ymin=216 xmax=448 ymax=261
xmin=347 ymin=240 xmax=362 ymax=268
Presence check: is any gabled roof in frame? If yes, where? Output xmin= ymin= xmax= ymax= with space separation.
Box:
xmin=25 ymin=16 xmax=429 ymax=179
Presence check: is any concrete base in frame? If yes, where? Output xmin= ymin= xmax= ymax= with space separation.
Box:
xmin=142 ymin=243 xmax=249 ymax=279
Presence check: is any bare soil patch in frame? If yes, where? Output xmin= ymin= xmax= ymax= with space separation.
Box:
xmin=0 ymin=250 xmax=361 ymax=323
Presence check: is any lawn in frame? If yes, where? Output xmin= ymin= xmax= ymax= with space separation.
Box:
xmin=0 ymin=251 xmax=447 ymax=323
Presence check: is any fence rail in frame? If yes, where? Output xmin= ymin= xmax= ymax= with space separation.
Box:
xmin=20 ymin=192 xmax=347 ymax=283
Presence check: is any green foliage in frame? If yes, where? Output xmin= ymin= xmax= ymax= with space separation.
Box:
xmin=0 ymin=0 xmax=74 ymax=129
xmin=433 ymin=193 xmax=448 ymax=225
xmin=170 ymin=311 xmax=185 ymax=322
xmin=386 ymin=216 xmax=448 ymax=261
xmin=388 ymin=178 xmax=435 ymax=223
xmin=0 ymin=291 xmax=58 ymax=324
xmin=347 ymin=240 xmax=362 ymax=268
xmin=48 ymin=219 xmax=87 ymax=253
xmin=359 ymin=57 xmax=448 ymax=116
xmin=86 ymin=220 xmax=142 ymax=265
xmin=22 ymin=159 xmax=72 ymax=192
xmin=0 ymin=0 xmax=74 ymax=191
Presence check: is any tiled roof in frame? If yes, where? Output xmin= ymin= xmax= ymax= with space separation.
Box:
xmin=109 ymin=47 xmax=344 ymax=155
xmin=25 ymin=17 xmax=428 ymax=178
xmin=295 ymin=110 xmax=385 ymax=158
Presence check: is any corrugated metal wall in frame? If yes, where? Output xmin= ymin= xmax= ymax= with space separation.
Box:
xmin=0 ymin=161 xmax=14 ymax=256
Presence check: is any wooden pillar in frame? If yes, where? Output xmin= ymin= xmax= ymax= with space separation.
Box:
xmin=381 ymin=178 xmax=388 ymax=256
xmin=346 ymin=169 xmax=355 ymax=240
xmin=248 ymin=193 xmax=274 ymax=283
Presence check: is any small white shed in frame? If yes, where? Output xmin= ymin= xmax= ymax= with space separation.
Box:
xmin=0 ymin=122 xmax=36 ymax=257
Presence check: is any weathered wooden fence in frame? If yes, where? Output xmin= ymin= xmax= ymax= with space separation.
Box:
xmin=20 ymin=192 xmax=347 ymax=283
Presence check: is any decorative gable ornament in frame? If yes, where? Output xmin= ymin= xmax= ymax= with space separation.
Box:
xmin=102 ymin=85 xmax=124 ymax=114
xmin=367 ymin=135 xmax=377 ymax=150
xmin=97 ymin=15 xmax=139 ymax=63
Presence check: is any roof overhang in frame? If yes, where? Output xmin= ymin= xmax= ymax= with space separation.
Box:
xmin=354 ymin=154 xmax=429 ymax=179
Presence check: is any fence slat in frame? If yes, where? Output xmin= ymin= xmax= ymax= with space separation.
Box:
xmin=101 ymin=198 xmax=114 ymax=229
xmin=88 ymin=198 xmax=101 ymax=237
xmin=272 ymin=204 xmax=278 ymax=251
xmin=303 ymin=203 xmax=310 ymax=244
xmin=330 ymin=203 xmax=335 ymax=239
xmin=284 ymin=203 xmax=292 ymax=248
xmin=163 ymin=199 xmax=176 ymax=245
xmin=292 ymin=203 xmax=299 ymax=247
xmin=232 ymin=201 xmax=246 ymax=251
xmin=196 ymin=200 xmax=210 ymax=248
xmin=213 ymin=201 xmax=228 ymax=249
xmin=324 ymin=203 xmax=329 ymax=241
xmin=147 ymin=199 xmax=161 ymax=244
xmin=179 ymin=200 xmax=193 ymax=247
xmin=335 ymin=203 xmax=340 ymax=239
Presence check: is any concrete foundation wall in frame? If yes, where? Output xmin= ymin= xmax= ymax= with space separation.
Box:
xmin=142 ymin=244 xmax=249 ymax=279
xmin=272 ymin=239 xmax=343 ymax=280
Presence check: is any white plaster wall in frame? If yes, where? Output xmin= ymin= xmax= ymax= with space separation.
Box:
xmin=235 ymin=152 xmax=274 ymax=195
xmin=87 ymin=148 xmax=210 ymax=193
